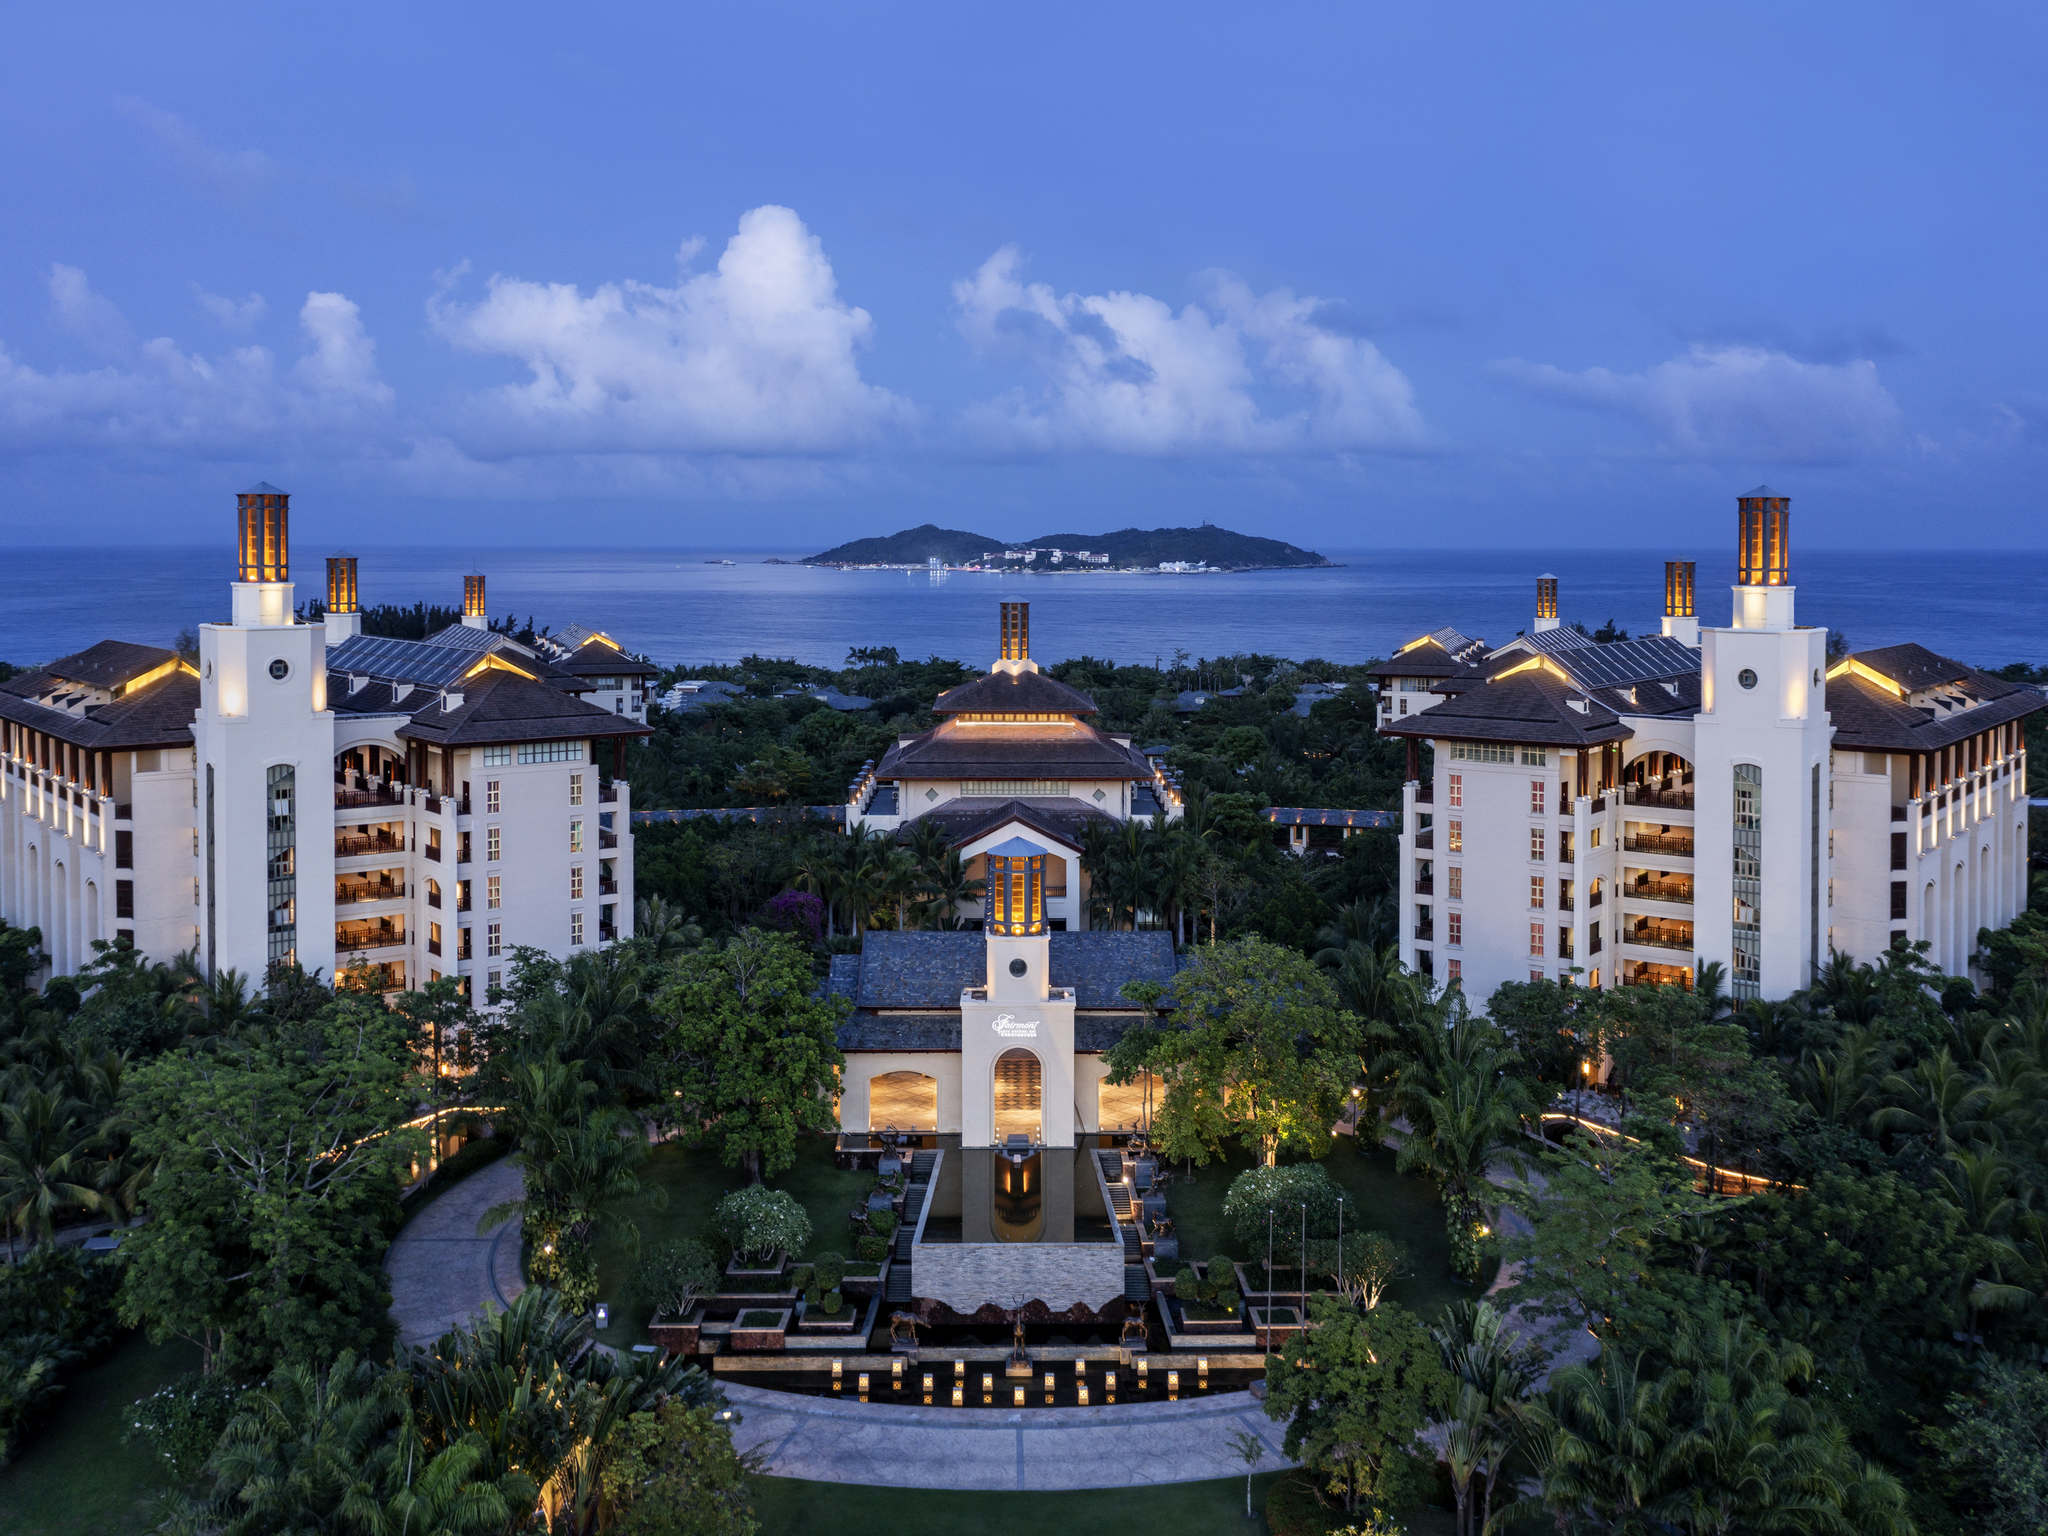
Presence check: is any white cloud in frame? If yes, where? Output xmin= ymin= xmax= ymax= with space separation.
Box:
xmin=428 ymin=205 xmax=911 ymax=457
xmin=116 ymin=97 xmax=277 ymax=204
xmin=0 ymin=271 xmax=393 ymax=458
xmin=951 ymin=247 xmax=1425 ymax=455
xmin=1492 ymin=344 xmax=1905 ymax=462
xmin=194 ymin=286 xmax=268 ymax=332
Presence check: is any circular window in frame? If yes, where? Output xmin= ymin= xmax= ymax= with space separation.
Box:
xmin=1008 ymin=957 xmax=1028 ymax=978
xmin=268 ymin=657 xmax=290 ymax=681
xmin=1737 ymin=668 xmax=1757 ymax=691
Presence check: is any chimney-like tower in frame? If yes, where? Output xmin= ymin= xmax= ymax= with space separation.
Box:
xmin=1662 ymin=559 xmax=1699 ymax=647
xmin=461 ymin=572 xmax=487 ymax=630
xmin=325 ymin=554 xmax=362 ymax=645
xmin=1731 ymin=486 xmax=1795 ymax=631
xmin=1533 ymin=574 xmax=1560 ymax=634
xmin=230 ymin=482 xmax=294 ymax=627
xmin=995 ymin=600 xmax=1036 ymax=673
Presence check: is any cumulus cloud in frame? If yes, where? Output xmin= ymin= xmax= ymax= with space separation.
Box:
xmin=193 ymin=286 xmax=268 ymax=332
xmin=428 ymin=205 xmax=911 ymax=457
xmin=951 ymin=247 xmax=1425 ymax=454
xmin=1492 ymin=344 xmax=1905 ymax=462
xmin=0 ymin=270 xmax=393 ymax=458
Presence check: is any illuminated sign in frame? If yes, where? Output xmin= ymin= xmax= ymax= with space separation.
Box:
xmin=991 ymin=1013 xmax=1038 ymax=1039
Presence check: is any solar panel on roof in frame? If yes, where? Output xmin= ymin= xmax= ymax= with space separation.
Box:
xmin=417 ymin=625 xmax=500 ymax=651
xmin=329 ymin=634 xmax=482 ymax=688
xmin=1549 ymin=636 xmax=1699 ymax=691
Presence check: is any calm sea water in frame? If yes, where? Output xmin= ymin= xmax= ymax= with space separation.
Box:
xmin=5 ymin=546 xmax=2044 ymax=673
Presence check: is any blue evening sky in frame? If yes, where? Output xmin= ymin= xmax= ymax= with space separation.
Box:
xmin=2 ymin=3 xmax=2042 ymax=551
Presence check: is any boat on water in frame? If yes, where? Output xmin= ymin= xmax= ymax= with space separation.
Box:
xmin=702 ymin=558 xmax=737 ymax=565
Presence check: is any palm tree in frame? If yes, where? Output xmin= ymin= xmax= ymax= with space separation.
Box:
xmin=1327 ymin=943 xmax=1425 ymax=1034
xmin=0 ymin=1086 xmax=104 ymax=1257
xmin=836 ymin=823 xmax=890 ymax=937
xmin=918 ymin=848 xmax=983 ymax=929
xmin=633 ymin=894 xmax=702 ymax=964
xmin=1431 ymin=1299 xmax=1541 ymax=1536
xmin=1512 ymin=1350 xmax=1667 ymax=1533
xmin=366 ymin=1424 xmax=511 ymax=1536
xmin=790 ymin=842 xmax=844 ymax=940
xmin=1871 ymin=1048 xmax=1996 ymax=1152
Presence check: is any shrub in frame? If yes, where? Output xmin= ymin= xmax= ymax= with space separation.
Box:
xmin=1222 ymin=1163 xmax=1343 ymax=1251
xmin=867 ymin=1207 xmax=898 ymax=1240
xmin=810 ymin=1253 xmax=846 ymax=1294
xmin=0 ymin=1249 xmax=121 ymax=1466
xmin=1308 ymin=1232 xmax=1407 ymax=1309
xmin=855 ymin=1232 xmax=890 ymax=1263
xmin=1173 ymin=1264 xmax=1203 ymax=1299
xmin=125 ymin=1371 xmax=241 ymax=1482
xmin=818 ymin=1288 xmax=844 ymax=1317
xmin=715 ymin=1186 xmax=811 ymax=1266
xmin=633 ymin=1238 xmax=719 ymax=1320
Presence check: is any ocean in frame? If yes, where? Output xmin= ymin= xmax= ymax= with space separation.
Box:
xmin=4 ymin=545 xmax=2045 ymax=674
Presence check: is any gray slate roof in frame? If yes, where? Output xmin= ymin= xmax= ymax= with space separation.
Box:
xmin=1380 ymin=668 xmax=1633 ymax=748
xmin=825 ymin=929 xmax=1184 ymax=1010
xmin=933 ymin=668 xmax=1097 ymax=717
xmin=877 ymin=722 xmax=1153 ymax=782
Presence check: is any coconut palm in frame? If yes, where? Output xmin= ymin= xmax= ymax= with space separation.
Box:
xmin=1871 ymin=1048 xmax=1997 ymax=1152
xmin=1431 ymin=1299 xmax=1541 ymax=1536
xmin=0 ymin=1086 xmax=104 ymax=1257
xmin=790 ymin=842 xmax=844 ymax=940
xmin=917 ymin=848 xmax=984 ymax=929
xmin=1512 ymin=1350 xmax=1667 ymax=1533
xmin=365 ymin=1425 xmax=511 ymax=1536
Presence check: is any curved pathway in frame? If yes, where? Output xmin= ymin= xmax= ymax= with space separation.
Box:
xmin=722 ymin=1382 xmax=1291 ymax=1490
xmin=385 ymin=1156 xmax=526 ymax=1350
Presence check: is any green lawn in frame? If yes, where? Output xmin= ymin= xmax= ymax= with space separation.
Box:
xmin=592 ymin=1134 xmax=872 ymax=1341
xmin=752 ymin=1474 xmax=1461 ymax=1536
xmin=1160 ymin=1137 xmax=1480 ymax=1325
xmin=0 ymin=1332 xmax=198 ymax=1536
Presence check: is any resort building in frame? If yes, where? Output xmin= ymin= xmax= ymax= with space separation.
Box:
xmin=1 ymin=485 xmax=647 ymax=1001
xmin=1382 ymin=489 xmax=2038 ymax=1003
xmin=848 ymin=601 xmax=1181 ymax=933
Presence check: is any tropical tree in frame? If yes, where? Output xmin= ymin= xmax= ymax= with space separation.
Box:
xmin=1430 ymin=1299 xmax=1541 ymax=1536
xmin=0 ymin=1085 xmax=104 ymax=1256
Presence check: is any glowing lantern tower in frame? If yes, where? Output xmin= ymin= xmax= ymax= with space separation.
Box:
xmin=960 ymin=836 xmax=1076 ymax=1148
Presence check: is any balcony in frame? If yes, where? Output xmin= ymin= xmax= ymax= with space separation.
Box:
xmin=338 ymin=959 xmax=407 ymax=993
xmin=1413 ymin=878 xmax=1433 ymax=897
xmin=1624 ymin=960 xmax=1694 ymax=991
xmin=1414 ymin=782 xmax=1433 ymax=805
xmin=1622 ymin=781 xmax=1695 ymax=811
xmin=336 ymin=830 xmax=405 ymax=859
xmin=1623 ymin=831 xmax=1694 ymax=857
xmin=600 ymin=781 xmax=621 ymax=804
xmin=1413 ymin=924 xmax=1434 ymax=943
xmin=1416 ymin=829 xmax=1434 ymax=850
xmin=424 ymin=842 xmax=443 ymax=863
xmin=1623 ymin=920 xmax=1694 ymax=953
xmin=599 ymin=877 xmax=619 ymax=897
xmin=599 ymin=829 xmax=619 ymax=850
xmin=336 ymin=919 xmax=406 ymax=954
xmin=427 ymin=886 xmax=442 ymax=909
xmin=337 ymin=877 xmax=406 ymax=907
xmin=1624 ymin=873 xmax=1693 ymax=905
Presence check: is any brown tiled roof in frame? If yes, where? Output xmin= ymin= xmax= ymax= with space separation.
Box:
xmin=396 ymin=672 xmax=652 ymax=747
xmin=39 ymin=640 xmax=182 ymax=690
xmin=1380 ymin=668 xmax=1633 ymax=747
xmin=877 ymin=720 xmax=1152 ymax=781
xmin=0 ymin=666 xmax=198 ymax=751
xmin=555 ymin=638 xmax=658 ymax=679
xmin=1365 ymin=642 xmax=1477 ymax=683
xmin=898 ymin=796 xmax=1119 ymax=852
xmin=1826 ymin=667 xmax=2043 ymax=753
xmin=932 ymin=668 xmax=1097 ymax=716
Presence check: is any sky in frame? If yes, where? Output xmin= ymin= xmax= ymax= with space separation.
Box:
xmin=1 ymin=2 xmax=2044 ymax=551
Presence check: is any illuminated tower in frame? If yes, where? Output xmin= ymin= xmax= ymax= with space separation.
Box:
xmin=1661 ymin=559 xmax=1698 ymax=647
xmin=462 ymin=572 xmax=488 ymax=629
xmin=995 ymin=600 xmax=1034 ymax=674
xmin=959 ymin=837 xmax=1076 ymax=1147
xmin=1693 ymin=487 xmax=1831 ymax=1000
xmin=193 ymin=485 xmax=337 ymax=986
xmin=1533 ymin=574 xmax=1560 ymax=634
xmin=324 ymin=554 xmax=361 ymax=645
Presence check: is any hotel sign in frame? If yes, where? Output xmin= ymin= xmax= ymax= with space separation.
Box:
xmin=991 ymin=1013 xmax=1039 ymax=1040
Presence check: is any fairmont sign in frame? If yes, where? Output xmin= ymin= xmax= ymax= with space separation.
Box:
xmin=990 ymin=1013 xmax=1039 ymax=1040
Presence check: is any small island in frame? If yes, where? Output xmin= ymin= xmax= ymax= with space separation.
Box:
xmin=805 ymin=521 xmax=1332 ymax=572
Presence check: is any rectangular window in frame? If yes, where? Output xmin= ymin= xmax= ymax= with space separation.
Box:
xmin=115 ymin=879 xmax=135 ymax=919
xmin=569 ymin=773 xmax=584 ymax=807
xmin=487 ymin=874 xmax=501 ymax=910
xmin=570 ymin=910 xmax=585 ymax=946
xmin=1531 ymin=969 xmax=1545 ymax=983
xmin=1447 ymin=866 xmax=1462 ymax=899
xmin=516 ymin=741 xmax=582 ymax=765
xmin=429 ymin=921 xmax=442 ymax=956
xmin=1890 ymin=831 xmax=1907 ymax=870
xmin=486 ymin=968 xmax=502 ymax=1002
xmin=1529 ymin=921 xmax=1545 ymax=957
xmin=1446 ymin=958 xmax=1462 ymax=982
xmin=486 ymin=922 xmax=502 ymax=958
xmin=1521 ymin=748 xmax=1549 ymax=766
xmin=1447 ymin=773 xmax=1463 ymax=809
xmin=1590 ymin=967 xmax=1601 ymax=989
xmin=265 ymin=763 xmax=297 ymax=974
xmin=482 ymin=746 xmax=512 ymax=766
xmin=485 ymin=779 xmax=501 ymax=813
xmin=1732 ymin=763 xmax=1763 ymax=1000
xmin=570 ymin=865 xmax=584 ymax=899
xmin=1530 ymin=876 xmax=1545 ymax=909
xmin=115 ymin=829 xmax=133 ymax=869
xmin=1890 ymin=880 xmax=1908 ymax=920
xmin=1529 ymin=826 xmax=1545 ymax=862
xmin=458 ymin=926 xmax=472 ymax=960
xmin=1449 ymin=742 xmax=1515 ymax=763
xmin=1448 ymin=820 xmax=1462 ymax=853
xmin=487 ymin=826 xmax=501 ymax=862
xmin=1447 ymin=911 xmax=1462 ymax=945
xmin=569 ymin=819 xmax=584 ymax=854
xmin=1530 ymin=779 xmax=1546 ymax=815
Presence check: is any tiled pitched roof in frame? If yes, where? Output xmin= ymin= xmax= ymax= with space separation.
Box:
xmin=933 ymin=668 xmax=1098 ymax=716
xmin=1826 ymin=668 xmax=2043 ymax=752
xmin=877 ymin=721 xmax=1153 ymax=782
xmin=835 ymin=930 xmax=1183 ymax=1010
xmin=835 ymin=1009 xmax=1154 ymax=1053
xmin=396 ymin=671 xmax=652 ymax=747
xmin=0 ymin=666 xmax=199 ymax=751
xmin=556 ymin=638 xmax=658 ymax=678
xmin=898 ymin=797 xmax=1119 ymax=852
xmin=1846 ymin=643 xmax=1972 ymax=695
xmin=1380 ymin=668 xmax=1633 ymax=747
xmin=39 ymin=640 xmax=181 ymax=690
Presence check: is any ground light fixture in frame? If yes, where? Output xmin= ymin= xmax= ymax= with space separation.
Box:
xmin=983 ymin=1373 xmax=994 ymax=1403
xmin=831 ymin=1360 xmax=843 ymax=1390
xmin=594 ymin=1303 xmax=609 ymax=1330
xmin=1014 ymin=1385 xmax=1025 ymax=1407
xmin=1105 ymin=1370 xmax=1116 ymax=1402
xmin=922 ymin=1373 xmax=933 ymax=1404
xmin=1167 ymin=1370 xmax=1180 ymax=1399
xmin=858 ymin=1373 xmax=869 ymax=1400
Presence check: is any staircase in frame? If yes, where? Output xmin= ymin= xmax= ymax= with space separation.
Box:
xmin=883 ymin=1149 xmax=938 ymax=1305
xmin=1096 ymin=1150 xmax=1145 ymax=1261
xmin=1123 ymin=1264 xmax=1151 ymax=1303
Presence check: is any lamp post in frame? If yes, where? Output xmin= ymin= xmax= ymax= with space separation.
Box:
xmin=1265 ymin=1207 xmax=1274 ymax=1337
xmin=1335 ymin=1195 xmax=1345 ymax=1305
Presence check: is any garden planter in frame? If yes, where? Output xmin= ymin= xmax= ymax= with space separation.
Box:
xmin=728 ymin=1307 xmax=791 ymax=1352
xmin=647 ymin=1310 xmax=701 ymax=1357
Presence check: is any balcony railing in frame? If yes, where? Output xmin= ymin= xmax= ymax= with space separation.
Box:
xmin=427 ymin=887 xmax=442 ymax=909
xmin=599 ymin=830 xmax=618 ymax=850
xmin=336 ymin=924 xmax=406 ymax=953
xmin=600 ymin=781 xmax=621 ymax=804
xmin=1588 ymin=886 xmax=1603 ymax=908
xmin=1624 ymin=833 xmax=1694 ymax=857
xmin=1625 ymin=877 xmax=1694 ymax=904
xmin=1413 ymin=925 xmax=1434 ymax=942
xmin=1623 ymin=782 xmax=1695 ymax=810
xmin=1625 ymin=924 xmax=1695 ymax=952
xmin=599 ymin=878 xmax=619 ymax=896
xmin=1413 ymin=878 xmax=1433 ymax=896
xmin=1559 ymin=893 xmax=1575 ymax=911
xmin=336 ymin=832 xmax=405 ymax=859
xmin=337 ymin=881 xmax=405 ymax=907
xmin=335 ymin=784 xmax=405 ymax=809
xmin=1416 ymin=830 xmax=1434 ymax=850
xmin=424 ymin=843 xmax=443 ymax=863
xmin=1414 ymin=782 xmax=1433 ymax=804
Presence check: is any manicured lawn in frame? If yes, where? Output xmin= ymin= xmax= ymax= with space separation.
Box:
xmin=0 ymin=1331 xmax=198 ymax=1536
xmin=751 ymin=1474 xmax=1461 ymax=1536
xmin=1160 ymin=1137 xmax=1480 ymax=1325
xmin=592 ymin=1134 xmax=872 ymax=1342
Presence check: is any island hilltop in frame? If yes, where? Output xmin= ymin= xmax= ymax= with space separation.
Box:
xmin=804 ymin=521 xmax=1332 ymax=572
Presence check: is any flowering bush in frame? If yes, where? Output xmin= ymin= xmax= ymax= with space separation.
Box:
xmin=715 ymin=1186 xmax=811 ymax=1266
xmin=126 ymin=1371 xmax=241 ymax=1482
xmin=759 ymin=890 xmax=826 ymax=945
xmin=1222 ymin=1162 xmax=1344 ymax=1250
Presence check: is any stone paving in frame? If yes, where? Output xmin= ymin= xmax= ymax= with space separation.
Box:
xmin=720 ymin=1381 xmax=1294 ymax=1490
xmin=384 ymin=1155 xmax=526 ymax=1350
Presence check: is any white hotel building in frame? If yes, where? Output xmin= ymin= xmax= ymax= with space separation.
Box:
xmin=0 ymin=486 xmax=646 ymax=1000
xmin=1379 ymin=489 xmax=2039 ymax=1004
